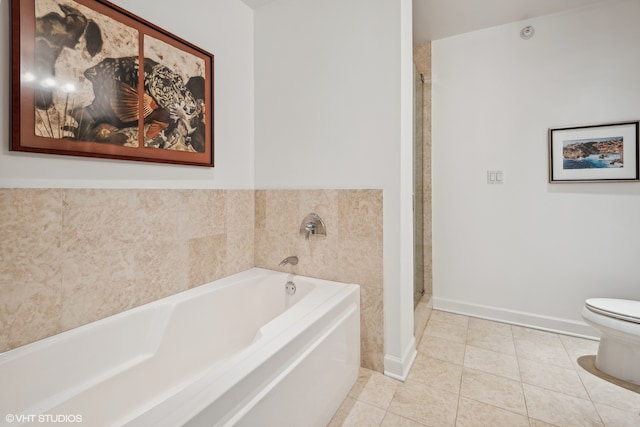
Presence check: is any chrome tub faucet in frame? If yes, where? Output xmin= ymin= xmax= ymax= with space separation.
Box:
xmin=279 ymin=256 xmax=299 ymax=267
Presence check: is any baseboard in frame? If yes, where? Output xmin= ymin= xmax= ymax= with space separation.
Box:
xmin=432 ymin=297 xmax=599 ymax=340
xmin=384 ymin=336 xmax=417 ymax=381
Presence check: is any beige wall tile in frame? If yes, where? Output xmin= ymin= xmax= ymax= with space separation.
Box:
xmin=265 ymin=190 xmax=300 ymax=231
xmin=413 ymin=42 xmax=431 ymax=79
xmin=134 ymin=239 xmax=190 ymax=304
xmin=225 ymin=229 xmax=255 ymax=277
xmin=0 ymin=189 xmax=63 ymax=351
xmin=2 ymin=189 xmax=251 ymax=351
xmin=188 ymin=234 xmax=227 ymax=286
xmin=2 ymin=187 xmax=386 ymax=378
xmin=254 ymin=190 xmax=267 ymax=230
xmin=256 ymin=189 xmax=385 ymax=372
xmin=183 ymin=190 xmax=226 ymax=239
xmin=338 ymin=190 xmax=383 ymax=241
xmin=360 ymin=286 xmax=384 ymax=372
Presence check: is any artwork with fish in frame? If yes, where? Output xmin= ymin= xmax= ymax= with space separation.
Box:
xmin=11 ymin=0 xmax=213 ymax=166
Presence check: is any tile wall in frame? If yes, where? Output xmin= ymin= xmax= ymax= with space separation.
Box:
xmin=256 ymin=189 xmax=384 ymax=371
xmin=0 ymin=189 xmax=254 ymax=352
xmin=414 ymin=41 xmax=432 ymax=298
xmin=0 ymin=188 xmax=384 ymax=372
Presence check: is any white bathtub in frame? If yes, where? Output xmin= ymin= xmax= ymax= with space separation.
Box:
xmin=0 ymin=268 xmax=360 ymax=426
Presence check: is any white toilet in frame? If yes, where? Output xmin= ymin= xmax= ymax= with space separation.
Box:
xmin=582 ymin=298 xmax=640 ymax=385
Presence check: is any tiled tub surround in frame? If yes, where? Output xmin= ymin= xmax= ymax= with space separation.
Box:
xmin=255 ymin=189 xmax=384 ymax=372
xmin=0 ymin=189 xmax=255 ymax=353
xmin=1 ymin=188 xmax=383 ymax=372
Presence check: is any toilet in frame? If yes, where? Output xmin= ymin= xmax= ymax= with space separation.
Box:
xmin=582 ymin=298 xmax=640 ymax=385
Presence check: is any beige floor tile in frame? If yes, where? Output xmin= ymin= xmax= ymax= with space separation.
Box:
xmin=528 ymin=419 xmax=561 ymax=427
xmin=359 ymin=371 xmax=401 ymax=410
xmin=424 ymin=319 xmax=468 ymax=344
xmin=595 ymin=402 xmax=640 ymax=427
xmin=418 ymin=334 xmax=466 ymax=365
xmin=381 ymin=412 xmax=428 ymax=427
xmin=407 ymin=353 xmax=463 ymax=394
xmin=515 ymin=339 xmax=574 ymax=370
xmin=512 ymin=326 xmax=562 ymax=347
xmin=328 ymin=395 xmax=357 ymax=427
xmin=455 ymin=397 xmax=529 ymax=427
xmin=463 ymin=345 xmax=520 ymax=381
xmin=430 ymin=310 xmax=469 ymax=328
xmin=523 ymin=383 xmax=603 ymax=427
xmin=349 ymin=368 xmax=375 ymax=399
xmin=460 ymin=367 xmax=527 ymax=415
xmin=341 ymin=401 xmax=386 ymax=427
xmin=467 ymin=317 xmax=513 ymax=337
xmin=414 ymin=303 xmax=432 ymax=349
xmin=559 ymin=334 xmax=600 ymax=355
xmin=579 ymin=370 xmax=640 ymax=413
xmin=335 ymin=317 xmax=635 ymax=427
xmin=388 ymin=379 xmax=458 ymax=427
xmin=466 ymin=327 xmax=516 ymax=355
xmin=518 ymin=358 xmax=589 ymax=399
xmin=560 ymin=335 xmax=600 ymax=370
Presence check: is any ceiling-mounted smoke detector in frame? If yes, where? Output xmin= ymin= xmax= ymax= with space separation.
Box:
xmin=520 ymin=26 xmax=535 ymax=40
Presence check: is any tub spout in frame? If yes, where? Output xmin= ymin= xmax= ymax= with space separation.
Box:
xmin=279 ymin=256 xmax=298 ymax=268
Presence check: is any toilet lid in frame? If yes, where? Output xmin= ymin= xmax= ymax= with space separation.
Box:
xmin=585 ymin=298 xmax=640 ymax=324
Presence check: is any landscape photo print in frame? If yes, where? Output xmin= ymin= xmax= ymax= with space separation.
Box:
xmin=548 ymin=121 xmax=639 ymax=182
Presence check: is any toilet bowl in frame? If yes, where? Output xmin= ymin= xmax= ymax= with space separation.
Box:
xmin=582 ymin=298 xmax=640 ymax=385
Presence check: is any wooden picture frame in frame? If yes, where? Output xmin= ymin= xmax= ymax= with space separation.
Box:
xmin=548 ymin=121 xmax=639 ymax=183
xmin=11 ymin=0 xmax=214 ymax=167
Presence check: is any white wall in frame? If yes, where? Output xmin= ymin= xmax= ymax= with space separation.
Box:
xmin=254 ymin=0 xmax=416 ymax=378
xmin=432 ymin=0 xmax=640 ymax=337
xmin=0 ymin=0 xmax=254 ymax=189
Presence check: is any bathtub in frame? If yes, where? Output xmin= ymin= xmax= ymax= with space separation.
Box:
xmin=0 ymin=268 xmax=360 ymax=426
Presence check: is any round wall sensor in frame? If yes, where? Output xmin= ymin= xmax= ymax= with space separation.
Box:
xmin=520 ymin=26 xmax=535 ymax=40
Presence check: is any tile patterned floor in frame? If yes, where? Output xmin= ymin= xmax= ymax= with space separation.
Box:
xmin=329 ymin=310 xmax=640 ymax=427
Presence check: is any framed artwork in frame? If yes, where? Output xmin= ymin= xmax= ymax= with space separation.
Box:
xmin=11 ymin=0 xmax=214 ymax=167
xmin=548 ymin=121 xmax=639 ymax=183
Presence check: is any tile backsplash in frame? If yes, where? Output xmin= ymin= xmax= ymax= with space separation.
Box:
xmin=256 ymin=189 xmax=384 ymax=371
xmin=0 ymin=188 xmax=383 ymax=371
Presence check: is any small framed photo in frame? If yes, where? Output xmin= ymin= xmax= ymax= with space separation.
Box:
xmin=11 ymin=0 xmax=214 ymax=167
xmin=548 ymin=121 xmax=639 ymax=183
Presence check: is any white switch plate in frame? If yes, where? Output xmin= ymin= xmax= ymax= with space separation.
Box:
xmin=487 ymin=170 xmax=504 ymax=184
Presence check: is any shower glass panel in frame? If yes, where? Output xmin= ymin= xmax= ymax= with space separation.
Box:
xmin=413 ymin=65 xmax=425 ymax=309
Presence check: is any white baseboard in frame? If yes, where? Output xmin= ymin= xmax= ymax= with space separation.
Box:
xmin=432 ymin=297 xmax=599 ymax=340
xmin=384 ymin=337 xmax=417 ymax=381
